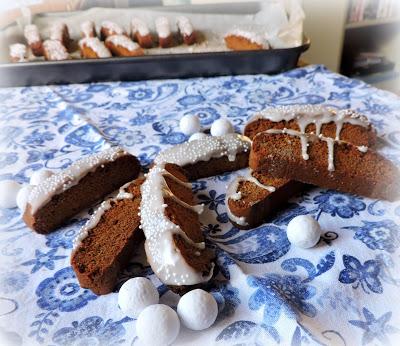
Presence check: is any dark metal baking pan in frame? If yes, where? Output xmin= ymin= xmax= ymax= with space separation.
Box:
xmin=0 ymin=41 xmax=309 ymax=87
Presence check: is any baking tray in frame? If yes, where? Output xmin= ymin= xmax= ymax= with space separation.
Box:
xmin=0 ymin=41 xmax=309 ymax=87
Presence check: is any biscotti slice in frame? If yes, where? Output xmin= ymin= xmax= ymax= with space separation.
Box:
xmin=100 ymin=21 xmax=126 ymax=40
xmin=244 ymin=105 xmax=376 ymax=147
xmin=49 ymin=22 xmax=70 ymax=48
xmin=71 ymin=178 xmax=145 ymax=295
xmin=176 ymin=16 xmax=196 ymax=45
xmin=24 ymin=24 xmax=43 ymax=56
xmin=155 ymin=17 xmax=174 ymax=48
xmin=9 ymin=44 xmax=27 ymax=63
xmin=141 ymin=163 xmax=214 ymax=292
xmin=154 ymin=134 xmax=251 ymax=181
xmin=226 ymin=170 xmax=307 ymax=229
xmin=23 ymin=147 xmax=141 ymax=234
xmin=43 ymin=40 xmax=69 ymax=61
xmin=131 ymin=17 xmax=153 ymax=48
xmin=105 ymin=35 xmax=144 ymax=57
xmin=79 ymin=37 xmax=112 ymax=59
xmin=81 ymin=20 xmax=97 ymax=38
xmin=250 ymin=129 xmax=400 ymax=201
xmin=224 ymin=29 xmax=267 ymax=51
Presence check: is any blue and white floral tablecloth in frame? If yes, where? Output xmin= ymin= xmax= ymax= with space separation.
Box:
xmin=0 ymin=65 xmax=399 ymax=346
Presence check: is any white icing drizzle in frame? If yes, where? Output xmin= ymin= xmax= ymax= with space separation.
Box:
xmin=106 ymin=35 xmax=140 ymax=52
xmin=155 ymin=17 xmax=171 ymax=39
xmin=24 ymin=24 xmax=40 ymax=44
xmin=10 ymin=44 xmax=27 ymax=62
xmin=358 ymin=145 xmax=368 ymax=153
xmin=50 ymin=22 xmax=67 ymax=42
xmin=43 ymin=40 xmax=69 ymax=60
xmin=101 ymin=20 xmax=124 ymax=35
xmin=155 ymin=133 xmax=251 ymax=166
xmin=81 ymin=20 xmax=95 ymax=38
xmin=249 ymin=105 xmax=370 ymax=140
xmin=79 ymin=37 xmax=112 ymax=58
xmin=225 ymin=172 xmax=276 ymax=226
xmin=265 ymin=128 xmax=341 ymax=172
xmin=140 ymin=164 xmax=211 ymax=286
xmin=176 ymin=16 xmax=194 ymax=37
xmin=72 ymin=180 xmax=134 ymax=250
xmin=28 ymin=147 xmax=128 ymax=214
xmin=131 ymin=17 xmax=150 ymax=36
xmin=225 ymin=28 xmax=265 ymax=46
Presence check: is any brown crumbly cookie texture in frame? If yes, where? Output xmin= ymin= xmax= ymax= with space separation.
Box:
xmin=227 ymin=171 xmax=307 ymax=229
xmin=71 ymin=178 xmax=145 ymax=295
xmin=250 ymin=131 xmax=400 ymax=201
xmin=23 ymin=150 xmax=141 ymax=234
xmin=244 ymin=118 xmax=376 ymax=147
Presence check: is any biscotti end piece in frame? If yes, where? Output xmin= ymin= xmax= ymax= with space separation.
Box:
xmin=23 ymin=147 xmax=141 ymax=234
xmin=227 ymin=171 xmax=307 ymax=229
xmin=250 ymin=129 xmax=400 ymax=201
xmin=71 ymin=178 xmax=145 ymax=295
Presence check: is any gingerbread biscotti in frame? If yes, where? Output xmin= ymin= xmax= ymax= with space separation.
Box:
xmin=250 ymin=129 xmax=400 ymax=201
xmin=71 ymin=178 xmax=144 ymax=295
xmin=23 ymin=147 xmax=141 ymax=234
xmin=244 ymin=105 xmax=377 ymax=147
xmin=154 ymin=134 xmax=251 ymax=181
xmin=105 ymin=35 xmax=144 ymax=57
xmin=226 ymin=171 xmax=307 ymax=229
xmin=79 ymin=37 xmax=112 ymax=59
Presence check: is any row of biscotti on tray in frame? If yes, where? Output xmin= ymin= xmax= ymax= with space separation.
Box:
xmin=6 ymin=105 xmax=398 ymax=298
xmin=9 ymin=16 xmax=197 ymax=62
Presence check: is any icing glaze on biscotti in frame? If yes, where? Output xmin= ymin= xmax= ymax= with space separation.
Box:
xmin=81 ymin=20 xmax=96 ymax=38
xmin=24 ymin=24 xmax=41 ymax=44
xmin=155 ymin=134 xmax=251 ymax=167
xmin=224 ymin=28 xmax=267 ymax=50
xmin=155 ymin=17 xmax=173 ymax=48
xmin=28 ymin=147 xmax=129 ymax=214
xmin=176 ymin=16 xmax=196 ymax=45
xmin=226 ymin=170 xmax=306 ymax=229
xmin=49 ymin=22 xmax=70 ymax=47
xmin=100 ymin=20 xmax=125 ymax=40
xmin=79 ymin=37 xmax=112 ymax=58
xmin=131 ymin=17 xmax=150 ymax=36
xmin=245 ymin=105 xmax=375 ymax=147
xmin=9 ymin=44 xmax=27 ymax=62
xmin=43 ymin=40 xmax=69 ymax=61
xmin=140 ymin=164 xmax=211 ymax=286
xmin=105 ymin=35 xmax=144 ymax=56
xmin=250 ymin=129 xmax=400 ymax=201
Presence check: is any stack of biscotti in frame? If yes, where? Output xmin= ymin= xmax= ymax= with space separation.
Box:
xmin=248 ymin=105 xmax=398 ymax=199
xmin=24 ymin=147 xmax=141 ymax=234
xmin=226 ymin=105 xmax=399 ymax=229
xmin=140 ymin=134 xmax=251 ymax=294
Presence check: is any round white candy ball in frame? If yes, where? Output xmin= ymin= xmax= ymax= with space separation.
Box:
xmin=188 ymin=132 xmax=208 ymax=142
xmin=136 ymin=304 xmax=180 ymax=346
xmin=180 ymin=114 xmax=201 ymax=136
xmin=16 ymin=185 xmax=35 ymax=212
xmin=210 ymin=118 xmax=234 ymax=137
xmin=177 ymin=289 xmax=218 ymax=330
xmin=0 ymin=180 xmax=21 ymax=209
xmin=287 ymin=215 xmax=321 ymax=249
xmin=118 ymin=277 xmax=159 ymax=318
xmin=30 ymin=169 xmax=53 ymax=186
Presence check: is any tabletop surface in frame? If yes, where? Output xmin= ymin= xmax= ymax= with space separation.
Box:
xmin=0 ymin=65 xmax=399 ymax=346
